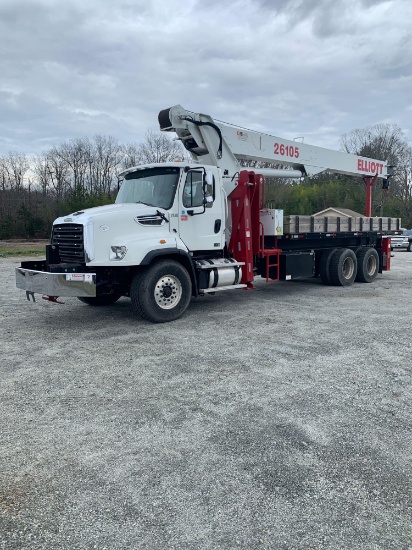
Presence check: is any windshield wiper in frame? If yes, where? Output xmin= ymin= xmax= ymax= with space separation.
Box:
xmin=156 ymin=210 xmax=169 ymax=223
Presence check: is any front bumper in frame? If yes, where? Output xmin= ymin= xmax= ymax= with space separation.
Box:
xmin=16 ymin=268 xmax=96 ymax=297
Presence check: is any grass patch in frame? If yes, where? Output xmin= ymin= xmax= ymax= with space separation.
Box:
xmin=0 ymin=248 xmax=46 ymax=257
xmin=0 ymin=241 xmax=48 ymax=257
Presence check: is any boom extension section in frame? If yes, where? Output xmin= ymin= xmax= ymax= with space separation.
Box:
xmin=159 ymin=105 xmax=391 ymax=194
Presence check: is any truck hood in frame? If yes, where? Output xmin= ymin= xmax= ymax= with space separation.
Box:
xmin=55 ymin=203 xmax=165 ymax=224
xmin=53 ymin=203 xmax=176 ymax=265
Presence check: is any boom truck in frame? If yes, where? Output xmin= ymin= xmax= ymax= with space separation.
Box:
xmin=16 ymin=105 xmax=399 ymax=322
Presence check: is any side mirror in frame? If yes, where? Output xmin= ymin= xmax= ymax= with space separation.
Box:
xmin=205 ymin=171 xmax=214 ymax=186
xmin=203 ymin=171 xmax=215 ymax=207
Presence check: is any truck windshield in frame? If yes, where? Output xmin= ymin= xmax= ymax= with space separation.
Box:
xmin=116 ymin=167 xmax=180 ymax=209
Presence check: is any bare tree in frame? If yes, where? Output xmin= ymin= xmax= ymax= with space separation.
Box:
xmin=0 ymin=152 xmax=30 ymax=192
xmin=340 ymin=123 xmax=410 ymax=169
xmin=121 ymin=142 xmax=140 ymax=171
xmin=32 ymin=154 xmax=52 ymax=198
xmin=46 ymin=147 xmax=70 ymax=201
xmin=393 ymin=148 xmax=412 ymax=222
xmin=137 ymin=129 xmax=186 ymax=164
xmin=340 ymin=123 xmax=412 ymax=217
xmin=55 ymin=138 xmax=91 ymax=193
xmin=0 ymin=157 xmax=9 ymax=192
xmin=87 ymin=135 xmax=122 ymax=195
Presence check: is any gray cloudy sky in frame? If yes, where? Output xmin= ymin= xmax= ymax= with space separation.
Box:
xmin=1 ymin=0 xmax=411 ymax=156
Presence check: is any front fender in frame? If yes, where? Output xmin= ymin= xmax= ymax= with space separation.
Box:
xmin=88 ymin=235 xmax=187 ymax=266
xmin=140 ymin=248 xmax=199 ymax=296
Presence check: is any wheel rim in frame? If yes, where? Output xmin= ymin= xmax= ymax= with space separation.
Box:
xmin=342 ymin=257 xmax=355 ymax=280
xmin=366 ymin=255 xmax=377 ymax=276
xmin=154 ymin=274 xmax=182 ymax=309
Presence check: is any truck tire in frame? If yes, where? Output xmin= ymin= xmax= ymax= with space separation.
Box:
xmin=130 ymin=260 xmax=192 ymax=323
xmin=355 ymin=247 xmax=379 ymax=283
xmin=408 ymin=241 xmax=412 ymax=252
xmin=319 ymin=248 xmax=338 ymax=285
xmin=329 ymin=248 xmax=357 ymax=286
xmin=78 ymin=294 xmax=121 ymax=306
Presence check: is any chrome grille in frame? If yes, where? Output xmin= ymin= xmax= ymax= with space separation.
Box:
xmin=52 ymin=224 xmax=85 ymax=263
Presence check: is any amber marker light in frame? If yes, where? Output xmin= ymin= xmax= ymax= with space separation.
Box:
xmin=159 ymin=239 xmax=166 ymax=244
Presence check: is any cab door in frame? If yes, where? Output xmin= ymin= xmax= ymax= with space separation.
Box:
xmin=177 ymin=168 xmax=225 ymax=252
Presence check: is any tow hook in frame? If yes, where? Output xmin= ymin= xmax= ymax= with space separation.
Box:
xmin=26 ymin=291 xmax=36 ymax=302
xmin=42 ymin=295 xmax=65 ymax=304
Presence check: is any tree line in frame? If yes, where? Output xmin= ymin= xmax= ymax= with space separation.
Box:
xmin=1 ymin=123 xmax=411 ymax=240
xmin=0 ymin=131 xmax=184 ymax=239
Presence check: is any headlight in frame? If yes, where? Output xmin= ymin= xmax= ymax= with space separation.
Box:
xmin=110 ymin=245 xmax=128 ymax=260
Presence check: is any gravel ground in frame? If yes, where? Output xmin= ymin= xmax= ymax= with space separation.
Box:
xmin=1 ymin=252 xmax=411 ymax=550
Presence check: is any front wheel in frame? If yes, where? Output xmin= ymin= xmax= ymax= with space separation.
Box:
xmin=408 ymin=241 xmax=412 ymax=252
xmin=130 ymin=260 xmax=192 ymax=323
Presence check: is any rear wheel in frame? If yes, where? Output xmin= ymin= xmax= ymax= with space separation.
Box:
xmin=329 ymin=248 xmax=357 ymax=286
xmin=78 ymin=294 xmax=121 ymax=306
xmin=130 ymin=260 xmax=192 ymax=323
xmin=355 ymin=247 xmax=379 ymax=283
xmin=319 ymin=248 xmax=338 ymax=285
